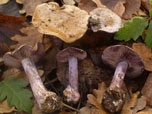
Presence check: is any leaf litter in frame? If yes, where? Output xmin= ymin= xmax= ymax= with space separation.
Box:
xmin=0 ymin=0 xmax=152 ymax=114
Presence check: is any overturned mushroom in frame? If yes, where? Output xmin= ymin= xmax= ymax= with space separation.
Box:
xmin=101 ymin=45 xmax=144 ymax=113
xmin=3 ymin=44 xmax=62 ymax=113
xmin=89 ymin=4 xmax=122 ymax=33
xmin=32 ymin=2 xmax=89 ymax=43
xmin=56 ymin=47 xmax=87 ymax=103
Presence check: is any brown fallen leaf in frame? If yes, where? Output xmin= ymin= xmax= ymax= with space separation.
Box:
xmin=0 ymin=43 xmax=10 ymax=56
xmin=32 ymin=101 xmax=43 ymax=114
xmin=0 ymin=100 xmax=16 ymax=113
xmin=123 ymin=0 xmax=141 ymax=19
xmin=121 ymin=92 xmax=140 ymax=114
xmin=10 ymin=25 xmax=43 ymax=49
xmin=32 ymin=2 xmax=89 ymax=43
xmin=2 ymin=68 xmax=44 ymax=80
xmin=142 ymin=73 xmax=152 ymax=106
xmin=93 ymin=0 xmax=126 ymax=17
xmin=0 ymin=12 xmax=25 ymax=46
xmin=136 ymin=107 xmax=152 ymax=114
xmin=77 ymin=0 xmax=97 ymax=13
xmin=132 ymin=43 xmax=152 ymax=71
xmin=0 ymin=0 xmax=22 ymax=17
xmin=16 ymin=0 xmax=51 ymax=16
xmin=80 ymin=107 xmax=91 ymax=114
xmin=141 ymin=0 xmax=151 ymax=11
xmin=133 ymin=96 xmax=147 ymax=114
xmin=41 ymin=47 xmax=60 ymax=75
xmin=87 ymin=82 xmax=108 ymax=114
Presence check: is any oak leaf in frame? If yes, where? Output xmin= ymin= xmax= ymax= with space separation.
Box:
xmin=87 ymin=82 xmax=108 ymax=114
xmin=0 ymin=100 xmax=16 ymax=113
xmin=93 ymin=0 xmax=126 ymax=17
xmin=123 ymin=0 xmax=141 ymax=19
xmin=132 ymin=43 xmax=152 ymax=71
xmin=136 ymin=107 xmax=152 ymax=114
xmin=10 ymin=25 xmax=43 ymax=49
xmin=16 ymin=0 xmax=50 ymax=16
xmin=0 ymin=12 xmax=25 ymax=46
xmin=121 ymin=92 xmax=139 ymax=114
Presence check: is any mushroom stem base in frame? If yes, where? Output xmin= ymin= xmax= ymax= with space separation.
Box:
xmin=63 ymin=85 xmax=80 ymax=103
xmin=102 ymin=87 xmax=126 ymax=113
xmin=21 ymin=58 xmax=62 ymax=113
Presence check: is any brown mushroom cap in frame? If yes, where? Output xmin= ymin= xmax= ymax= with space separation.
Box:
xmin=56 ymin=47 xmax=87 ymax=62
xmin=102 ymin=45 xmax=144 ymax=78
xmin=3 ymin=43 xmax=44 ymax=68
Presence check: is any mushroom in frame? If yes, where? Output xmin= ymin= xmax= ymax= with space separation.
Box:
xmin=3 ymin=43 xmax=62 ymax=113
xmin=89 ymin=4 xmax=122 ymax=33
xmin=32 ymin=2 xmax=89 ymax=43
xmin=56 ymin=47 xmax=87 ymax=103
xmin=101 ymin=45 xmax=144 ymax=113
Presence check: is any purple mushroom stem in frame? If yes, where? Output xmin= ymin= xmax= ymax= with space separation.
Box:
xmin=69 ymin=57 xmax=78 ymax=91
xmin=56 ymin=47 xmax=87 ymax=103
xmin=64 ymin=57 xmax=80 ymax=102
xmin=3 ymin=44 xmax=62 ymax=113
xmin=21 ymin=58 xmax=51 ymax=107
xmin=110 ymin=61 xmax=128 ymax=89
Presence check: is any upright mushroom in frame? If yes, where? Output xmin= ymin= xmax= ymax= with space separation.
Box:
xmin=3 ymin=44 xmax=62 ymax=113
xmin=101 ymin=45 xmax=144 ymax=113
xmin=56 ymin=47 xmax=87 ymax=103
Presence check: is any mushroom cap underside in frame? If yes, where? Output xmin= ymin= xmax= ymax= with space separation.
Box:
xmin=102 ymin=45 xmax=144 ymax=78
xmin=56 ymin=47 xmax=87 ymax=62
xmin=3 ymin=43 xmax=44 ymax=68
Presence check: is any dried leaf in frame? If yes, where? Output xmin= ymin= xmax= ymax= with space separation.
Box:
xmin=0 ymin=43 xmax=10 ymax=56
xmin=10 ymin=25 xmax=43 ymax=49
xmin=141 ymin=0 xmax=151 ymax=11
xmin=87 ymin=82 xmax=108 ymax=114
xmin=32 ymin=101 xmax=43 ymax=114
xmin=136 ymin=107 xmax=152 ymax=114
xmin=41 ymin=48 xmax=60 ymax=75
xmin=123 ymin=0 xmax=141 ymax=19
xmin=93 ymin=0 xmax=126 ymax=17
xmin=0 ymin=12 xmax=25 ymax=46
xmin=142 ymin=73 xmax=152 ymax=106
xmin=0 ymin=100 xmax=16 ymax=113
xmin=78 ymin=0 xmax=97 ymax=12
xmin=133 ymin=96 xmax=147 ymax=114
xmin=79 ymin=107 xmax=91 ymax=114
xmin=32 ymin=2 xmax=89 ymax=43
xmin=2 ymin=68 xmax=44 ymax=80
xmin=0 ymin=0 xmax=22 ymax=16
xmin=17 ymin=0 xmax=50 ymax=16
xmin=121 ymin=92 xmax=139 ymax=114
xmin=132 ymin=43 xmax=152 ymax=71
